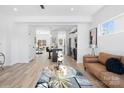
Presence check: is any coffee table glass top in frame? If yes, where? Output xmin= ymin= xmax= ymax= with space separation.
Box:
xmin=36 ymin=64 xmax=94 ymax=88
xmin=41 ymin=65 xmax=78 ymax=88
xmin=43 ymin=65 xmax=77 ymax=79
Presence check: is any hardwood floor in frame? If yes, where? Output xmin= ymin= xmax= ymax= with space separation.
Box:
xmin=0 ymin=53 xmax=106 ymax=88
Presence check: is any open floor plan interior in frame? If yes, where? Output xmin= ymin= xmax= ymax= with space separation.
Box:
xmin=0 ymin=5 xmax=124 ymax=88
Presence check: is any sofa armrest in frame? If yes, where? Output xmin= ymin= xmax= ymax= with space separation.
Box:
xmin=84 ymin=57 xmax=98 ymax=63
xmin=83 ymin=55 xmax=98 ymax=70
xmin=83 ymin=55 xmax=98 ymax=63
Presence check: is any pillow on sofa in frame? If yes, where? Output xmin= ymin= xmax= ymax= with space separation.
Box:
xmin=105 ymin=58 xmax=124 ymax=74
xmin=98 ymin=52 xmax=121 ymax=65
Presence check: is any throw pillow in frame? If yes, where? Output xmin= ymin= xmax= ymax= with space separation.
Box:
xmin=105 ymin=58 xmax=124 ymax=74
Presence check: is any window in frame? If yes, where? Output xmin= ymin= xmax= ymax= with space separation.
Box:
xmin=99 ymin=21 xmax=114 ymax=36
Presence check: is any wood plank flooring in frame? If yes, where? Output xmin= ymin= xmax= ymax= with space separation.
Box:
xmin=0 ymin=53 xmax=106 ymax=88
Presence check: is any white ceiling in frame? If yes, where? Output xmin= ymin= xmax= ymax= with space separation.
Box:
xmin=0 ymin=5 xmax=103 ymax=33
xmin=0 ymin=5 xmax=104 ymax=16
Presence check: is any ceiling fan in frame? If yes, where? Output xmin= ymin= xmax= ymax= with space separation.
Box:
xmin=40 ymin=5 xmax=45 ymax=9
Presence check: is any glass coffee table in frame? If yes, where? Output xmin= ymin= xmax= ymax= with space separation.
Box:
xmin=37 ymin=64 xmax=80 ymax=88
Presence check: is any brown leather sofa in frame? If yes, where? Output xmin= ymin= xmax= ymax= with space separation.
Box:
xmin=83 ymin=52 xmax=124 ymax=88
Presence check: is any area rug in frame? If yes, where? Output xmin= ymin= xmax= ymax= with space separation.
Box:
xmin=35 ymin=69 xmax=95 ymax=88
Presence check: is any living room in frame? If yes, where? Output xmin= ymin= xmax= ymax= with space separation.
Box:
xmin=0 ymin=1 xmax=124 ymax=92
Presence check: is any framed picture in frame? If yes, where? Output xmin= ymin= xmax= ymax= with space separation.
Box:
xmin=89 ymin=28 xmax=97 ymax=48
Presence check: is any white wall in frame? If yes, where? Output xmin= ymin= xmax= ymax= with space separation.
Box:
xmin=28 ymin=25 xmax=36 ymax=61
xmin=11 ymin=23 xmax=30 ymax=64
xmin=0 ymin=15 xmax=14 ymax=65
xmin=92 ymin=5 xmax=124 ymax=27
xmin=92 ymin=5 xmax=124 ymax=55
xmin=77 ymin=24 xmax=90 ymax=63
xmin=11 ymin=23 xmax=36 ymax=65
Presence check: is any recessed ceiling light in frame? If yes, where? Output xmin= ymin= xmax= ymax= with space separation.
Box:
xmin=70 ymin=8 xmax=74 ymax=11
xmin=13 ymin=8 xmax=18 ymax=12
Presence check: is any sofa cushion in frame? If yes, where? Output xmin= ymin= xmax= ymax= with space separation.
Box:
xmin=85 ymin=62 xmax=124 ymax=87
xmin=100 ymin=71 xmax=124 ymax=87
xmin=98 ymin=52 xmax=121 ymax=65
xmin=85 ymin=62 xmax=107 ymax=78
